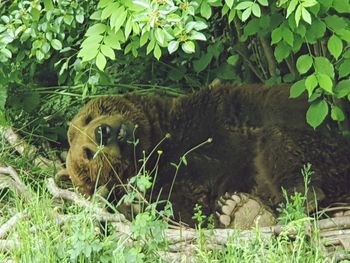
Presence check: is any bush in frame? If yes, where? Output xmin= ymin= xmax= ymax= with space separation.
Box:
xmin=1 ymin=0 xmax=350 ymax=134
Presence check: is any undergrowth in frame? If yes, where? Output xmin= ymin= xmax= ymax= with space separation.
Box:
xmin=0 ymin=133 xmax=337 ymax=262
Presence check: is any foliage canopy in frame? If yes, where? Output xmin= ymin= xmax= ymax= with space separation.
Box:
xmin=1 ymin=0 xmax=350 ymax=135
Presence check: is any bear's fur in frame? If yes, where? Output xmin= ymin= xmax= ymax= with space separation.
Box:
xmin=61 ymin=84 xmax=350 ymax=225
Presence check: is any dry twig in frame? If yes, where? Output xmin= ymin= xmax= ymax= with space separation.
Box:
xmin=0 ymin=212 xmax=27 ymax=239
xmin=0 ymin=127 xmax=62 ymax=169
xmin=0 ymin=166 xmax=32 ymax=201
xmin=46 ymin=178 xmax=127 ymax=223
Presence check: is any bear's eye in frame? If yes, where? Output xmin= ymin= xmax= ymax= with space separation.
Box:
xmin=84 ymin=115 xmax=93 ymax=125
xmin=83 ymin=147 xmax=95 ymax=160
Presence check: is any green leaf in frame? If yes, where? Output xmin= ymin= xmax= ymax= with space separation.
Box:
xmin=43 ymin=0 xmax=54 ymax=10
xmin=200 ymin=2 xmax=212 ymax=19
xmin=252 ymin=3 xmax=261 ymax=17
xmin=30 ymin=8 xmax=41 ymax=21
xmin=35 ymin=50 xmax=44 ymax=60
xmin=78 ymin=45 xmax=99 ymax=61
xmin=306 ymin=99 xmax=328 ymax=129
xmin=153 ymin=44 xmax=161 ymax=60
xmin=227 ymin=54 xmax=239 ymax=65
xmin=335 ymin=80 xmax=350 ymax=98
xmin=241 ymin=7 xmax=252 ymax=21
xmin=331 ymin=105 xmax=345 ymax=121
xmin=301 ymin=7 xmax=312 ymax=24
xmin=332 ymin=0 xmax=350 ymax=13
xmin=295 ymin=5 xmax=302 ymax=26
xmin=101 ymin=2 xmax=119 ymax=20
xmin=258 ymin=0 xmax=268 ymax=6
xmin=289 ymin=79 xmax=305 ymax=98
xmin=317 ymin=73 xmax=333 ymax=93
xmin=296 ymin=54 xmax=313 ymax=74
xmin=344 ymin=50 xmax=350 ymax=59
xmin=0 ymin=48 xmax=12 ymax=59
xmin=228 ymin=8 xmax=236 ymax=23
xmin=41 ymin=42 xmax=50 ymax=54
xmin=327 ymin=35 xmax=343 ymax=60
xmin=274 ymin=42 xmax=291 ymax=62
xmin=125 ymin=17 xmax=132 ymax=39
xmin=181 ymin=41 xmax=195 ymax=53
xmin=132 ymin=22 xmax=140 ymax=35
xmin=76 ymin=14 xmax=84 ymax=24
xmin=51 ymin=39 xmax=62 ymax=50
xmin=305 ymin=74 xmax=318 ymax=97
xmin=193 ymin=21 xmax=208 ymax=31
xmin=146 ymin=39 xmax=155 ymax=55
xmin=64 ymin=14 xmax=74 ymax=25
xmin=104 ymin=35 xmax=121 ymax=50
xmin=101 ymin=45 xmax=115 ymax=60
xmin=90 ymin=10 xmax=102 ymax=20
xmin=110 ymin=7 xmax=127 ymax=32
xmin=271 ymin=27 xmax=282 ymax=44
xmin=98 ymin=0 xmax=113 ymax=8
xmin=338 ymin=29 xmax=350 ymax=43
xmin=236 ymin=1 xmax=253 ymax=10
xmin=86 ymin=23 xmax=107 ymax=36
xmin=302 ymin=0 xmax=318 ymax=7
xmin=287 ymin=0 xmax=298 ymax=18
xmin=168 ymin=41 xmax=179 ymax=54
xmin=190 ymin=31 xmax=206 ymax=41
xmin=140 ymin=31 xmax=150 ymax=47
xmin=225 ymin=0 xmax=234 ymax=9
xmin=194 ymin=53 xmax=213 ymax=72
xmin=133 ymin=0 xmax=150 ymax=8
xmin=314 ymin=57 xmax=334 ymax=78
xmin=306 ymin=19 xmax=326 ymax=43
xmin=96 ymin=52 xmax=107 ymax=71
xmin=339 ymin=59 xmax=350 ymax=78
xmin=325 ymin=15 xmax=347 ymax=31
xmin=282 ymin=27 xmax=294 ymax=47
xmin=81 ymin=35 xmax=103 ymax=49
xmin=155 ymin=28 xmax=165 ymax=46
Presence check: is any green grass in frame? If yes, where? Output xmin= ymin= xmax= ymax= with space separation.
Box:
xmin=0 ymin=133 xmax=338 ymax=263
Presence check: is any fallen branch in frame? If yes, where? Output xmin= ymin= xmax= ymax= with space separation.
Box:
xmin=0 ymin=127 xmax=62 ymax=170
xmin=0 ymin=166 xmax=32 ymax=201
xmin=46 ymin=178 xmax=127 ymax=223
xmin=0 ymin=239 xmax=18 ymax=252
xmin=0 ymin=212 xmax=27 ymax=239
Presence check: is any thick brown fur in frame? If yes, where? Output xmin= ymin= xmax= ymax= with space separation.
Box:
xmin=60 ymin=84 xmax=350 ymax=225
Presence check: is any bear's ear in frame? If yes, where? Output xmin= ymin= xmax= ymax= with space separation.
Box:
xmin=67 ymin=121 xmax=76 ymax=145
xmin=55 ymin=168 xmax=74 ymax=189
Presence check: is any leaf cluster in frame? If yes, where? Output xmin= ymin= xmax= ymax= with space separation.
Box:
xmin=2 ymin=0 xmax=350 ymax=133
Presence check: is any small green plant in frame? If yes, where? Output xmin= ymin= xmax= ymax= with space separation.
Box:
xmin=168 ymin=137 xmax=212 ymax=202
xmin=64 ymin=212 xmax=119 ymax=262
xmin=277 ymin=163 xmax=314 ymax=225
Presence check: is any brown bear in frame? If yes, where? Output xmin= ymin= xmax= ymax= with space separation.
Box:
xmin=58 ymin=84 xmax=350 ymax=228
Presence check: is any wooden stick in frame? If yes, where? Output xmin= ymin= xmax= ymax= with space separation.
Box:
xmin=46 ymin=178 xmax=127 ymax=223
xmin=0 ymin=166 xmax=32 ymax=201
xmin=0 ymin=127 xmax=62 ymax=169
xmin=0 ymin=212 xmax=27 ymax=239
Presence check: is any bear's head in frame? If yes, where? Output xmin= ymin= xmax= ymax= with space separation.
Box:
xmin=58 ymin=96 xmax=152 ymax=197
